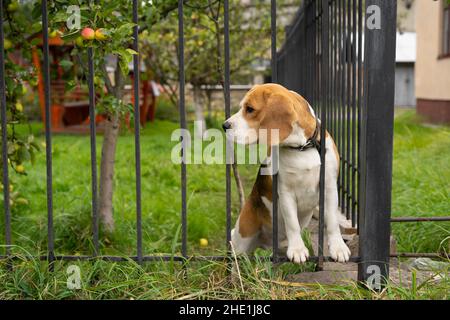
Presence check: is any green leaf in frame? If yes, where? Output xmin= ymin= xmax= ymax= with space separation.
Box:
xmin=59 ymin=60 xmax=74 ymax=70
xmin=31 ymin=3 xmax=42 ymax=20
xmin=7 ymin=143 xmax=15 ymax=155
xmin=114 ymin=23 xmax=136 ymax=39
xmin=119 ymin=58 xmax=130 ymax=76
xmin=30 ymin=38 xmax=41 ymax=46
xmin=30 ymin=149 xmax=36 ymax=165
xmin=17 ymin=147 xmax=31 ymax=162
xmin=52 ymin=11 xmax=70 ymax=23
xmin=65 ymin=80 xmax=77 ymax=92
xmin=126 ymin=48 xmax=139 ymax=56
xmin=61 ymin=30 xmax=80 ymax=42
xmin=29 ymin=141 xmax=41 ymax=152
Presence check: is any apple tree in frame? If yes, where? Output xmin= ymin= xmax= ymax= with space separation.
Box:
xmin=141 ymin=0 xmax=285 ymax=137
xmin=46 ymin=0 xmax=179 ymax=232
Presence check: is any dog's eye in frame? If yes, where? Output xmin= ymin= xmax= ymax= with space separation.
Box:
xmin=246 ymin=106 xmax=255 ymax=114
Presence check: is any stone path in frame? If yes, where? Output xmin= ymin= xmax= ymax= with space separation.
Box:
xmin=285 ymin=217 xmax=448 ymax=287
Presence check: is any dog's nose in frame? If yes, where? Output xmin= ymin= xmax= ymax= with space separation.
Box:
xmin=222 ymin=121 xmax=231 ymax=131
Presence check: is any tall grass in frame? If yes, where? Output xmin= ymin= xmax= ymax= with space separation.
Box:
xmin=0 ymin=110 xmax=448 ymax=299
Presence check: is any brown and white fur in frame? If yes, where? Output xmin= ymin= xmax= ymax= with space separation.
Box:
xmin=223 ymin=83 xmax=351 ymax=263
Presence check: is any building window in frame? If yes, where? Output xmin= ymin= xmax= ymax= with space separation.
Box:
xmin=443 ymin=5 xmax=450 ymax=56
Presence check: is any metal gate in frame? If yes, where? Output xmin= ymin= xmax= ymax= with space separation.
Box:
xmin=2 ymin=0 xmax=442 ymax=288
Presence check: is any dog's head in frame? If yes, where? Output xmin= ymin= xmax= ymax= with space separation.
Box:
xmin=223 ymin=83 xmax=316 ymax=146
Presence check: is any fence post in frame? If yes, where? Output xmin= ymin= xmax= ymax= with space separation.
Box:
xmin=358 ymin=0 xmax=397 ymax=287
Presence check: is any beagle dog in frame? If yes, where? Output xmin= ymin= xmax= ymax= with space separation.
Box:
xmin=223 ymin=83 xmax=351 ymax=263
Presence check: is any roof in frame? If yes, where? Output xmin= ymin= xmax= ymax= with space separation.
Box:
xmin=396 ymin=32 xmax=416 ymax=63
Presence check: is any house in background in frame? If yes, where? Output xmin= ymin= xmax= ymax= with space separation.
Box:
xmin=395 ymin=32 xmax=416 ymax=107
xmin=415 ymin=0 xmax=450 ymax=124
xmin=394 ymin=0 xmax=416 ymax=107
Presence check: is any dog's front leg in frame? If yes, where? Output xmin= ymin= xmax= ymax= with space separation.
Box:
xmin=280 ymin=192 xmax=309 ymax=263
xmin=324 ymin=171 xmax=351 ymax=262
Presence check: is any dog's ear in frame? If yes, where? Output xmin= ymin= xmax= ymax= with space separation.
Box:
xmin=287 ymin=90 xmax=316 ymax=139
xmin=260 ymin=93 xmax=295 ymax=145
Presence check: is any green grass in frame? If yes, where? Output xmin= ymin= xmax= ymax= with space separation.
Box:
xmin=3 ymin=120 xmax=257 ymax=257
xmin=0 ymin=249 xmax=448 ymax=299
xmin=0 ymin=110 xmax=448 ymax=299
xmin=392 ymin=111 xmax=450 ymax=253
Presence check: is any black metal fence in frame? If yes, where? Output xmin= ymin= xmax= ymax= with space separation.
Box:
xmin=1 ymin=0 xmax=447 ymax=287
xmin=278 ymin=0 xmax=398 ymax=282
xmin=279 ymin=0 xmax=450 ymax=281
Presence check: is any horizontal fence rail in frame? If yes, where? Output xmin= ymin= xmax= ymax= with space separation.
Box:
xmin=391 ymin=216 xmax=450 ymax=223
xmin=0 ymin=0 xmax=446 ymax=288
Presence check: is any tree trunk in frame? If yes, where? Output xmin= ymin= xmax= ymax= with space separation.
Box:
xmin=232 ymin=161 xmax=245 ymax=211
xmin=99 ymin=115 xmax=120 ymax=232
xmin=193 ymin=84 xmax=206 ymax=139
xmin=206 ymin=89 xmax=212 ymax=121
xmin=98 ymin=65 xmax=124 ymax=233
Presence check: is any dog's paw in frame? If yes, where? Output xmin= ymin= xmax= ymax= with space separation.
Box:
xmin=328 ymin=238 xmax=351 ymax=263
xmin=287 ymin=245 xmax=309 ymax=264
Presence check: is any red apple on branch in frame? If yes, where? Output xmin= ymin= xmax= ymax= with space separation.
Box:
xmin=81 ymin=27 xmax=95 ymax=40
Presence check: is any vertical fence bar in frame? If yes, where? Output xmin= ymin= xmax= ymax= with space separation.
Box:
xmin=318 ymin=0 xmax=329 ymax=269
xmin=315 ymin=1 xmax=318 ymax=108
xmin=312 ymin=0 xmax=314 ymax=104
xmin=304 ymin=2 xmax=309 ymax=100
xmin=224 ymin=0 xmax=232 ymax=252
xmin=328 ymin=1 xmax=336 ymax=137
xmin=87 ymin=47 xmax=98 ymax=256
xmin=305 ymin=1 xmax=313 ymax=103
xmin=0 ymin=0 xmax=11 ymax=259
xmin=318 ymin=3 xmax=321 ymax=114
xmin=132 ymin=0 xmax=142 ymax=264
xmin=329 ymin=1 xmax=334 ymax=141
xmin=271 ymin=0 xmax=277 ymax=84
xmin=271 ymin=0 xmax=279 ymax=264
xmin=340 ymin=0 xmax=346 ymax=215
xmin=337 ymin=0 xmax=343 ymax=203
xmin=333 ymin=0 xmax=338 ymax=141
xmin=88 ymin=0 xmax=98 ymax=255
xmin=308 ymin=1 xmax=313 ymax=102
xmin=356 ymin=0 xmax=362 ymax=230
xmin=351 ymin=0 xmax=357 ymax=226
xmin=178 ymin=0 xmax=187 ymax=260
xmin=316 ymin=0 xmax=319 ymax=107
xmin=345 ymin=0 xmax=351 ymax=219
xmin=358 ymin=0 xmax=397 ymax=286
xmin=42 ymin=0 xmax=55 ymax=269
xmin=316 ymin=4 xmax=320 ymax=116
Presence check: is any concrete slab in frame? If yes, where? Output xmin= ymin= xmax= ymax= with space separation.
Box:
xmin=286 ymin=270 xmax=357 ymax=285
xmin=286 ymin=260 xmax=446 ymax=287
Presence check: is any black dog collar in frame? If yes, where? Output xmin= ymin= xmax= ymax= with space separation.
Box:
xmin=288 ymin=119 xmax=321 ymax=154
